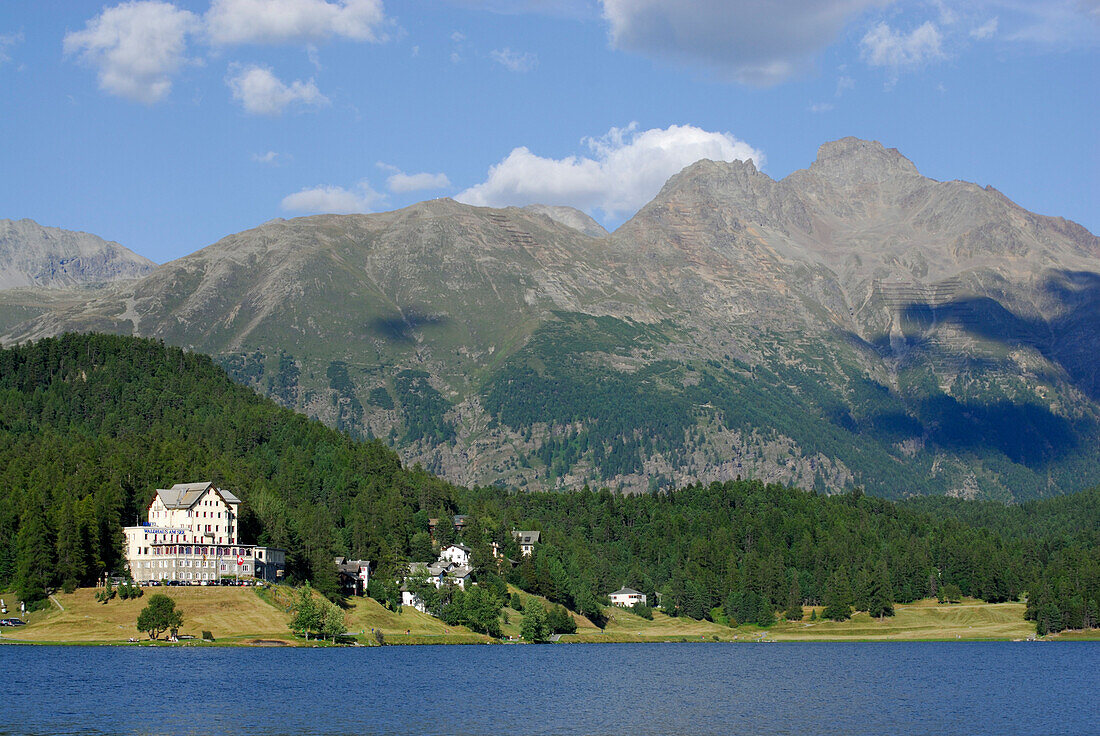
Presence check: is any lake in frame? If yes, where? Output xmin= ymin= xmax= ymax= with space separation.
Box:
xmin=2 ymin=642 xmax=1097 ymax=735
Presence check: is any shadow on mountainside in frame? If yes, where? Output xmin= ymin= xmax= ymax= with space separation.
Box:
xmin=861 ymin=269 xmax=1100 ymax=402
xmin=367 ymin=309 xmax=450 ymax=344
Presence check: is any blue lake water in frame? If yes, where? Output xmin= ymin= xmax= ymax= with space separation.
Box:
xmin=2 ymin=642 xmax=1097 ymax=735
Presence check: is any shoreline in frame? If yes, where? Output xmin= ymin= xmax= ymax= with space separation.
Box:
xmin=4 ymin=587 xmax=1097 ymax=647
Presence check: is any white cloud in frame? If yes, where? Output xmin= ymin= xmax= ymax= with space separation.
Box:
xmin=860 ymin=21 xmax=945 ymax=69
xmin=996 ymin=1 xmax=1098 ymax=45
xmin=0 ymin=32 xmax=23 ymax=65
xmin=281 ymin=181 xmax=382 ymax=214
xmin=491 ymin=47 xmax=538 ymax=72
xmin=63 ymin=1 xmax=199 ymax=103
xmin=836 ymin=75 xmax=856 ymax=95
xmin=227 ymin=64 xmax=328 ymax=115
xmin=387 ymin=172 xmax=452 ymax=192
xmin=252 ymin=150 xmax=282 ymax=164
xmin=205 ymin=0 xmax=387 ymax=45
xmin=809 ymin=102 xmax=835 ymax=112
xmin=457 ymin=123 xmax=764 ymax=219
xmin=970 ymin=17 xmax=999 ymax=39
xmin=600 ymin=0 xmax=889 ymax=85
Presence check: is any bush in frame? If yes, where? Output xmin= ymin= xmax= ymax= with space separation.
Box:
xmin=632 ymin=602 xmax=654 ymax=620
xmin=547 ymin=604 xmax=577 ymax=635
xmin=136 ymin=594 xmax=183 ymax=640
xmin=202 ymin=630 xmax=213 ymax=641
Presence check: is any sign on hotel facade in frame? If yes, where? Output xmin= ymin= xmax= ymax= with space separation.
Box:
xmin=123 ymin=482 xmax=285 ymax=584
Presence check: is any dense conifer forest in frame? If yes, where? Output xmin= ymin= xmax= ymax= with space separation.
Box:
xmin=0 ymin=334 xmax=1096 ymax=634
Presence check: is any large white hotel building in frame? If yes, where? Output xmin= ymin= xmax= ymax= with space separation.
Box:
xmin=123 ymin=482 xmax=285 ymax=584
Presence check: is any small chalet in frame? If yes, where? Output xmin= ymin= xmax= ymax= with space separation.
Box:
xmin=511 ymin=530 xmax=540 ymax=557
xmin=439 ymin=543 xmax=472 ymax=567
xmin=609 ymin=587 xmax=647 ymax=607
xmin=428 ymin=515 xmax=471 ymax=539
xmin=334 ymin=558 xmax=370 ymax=596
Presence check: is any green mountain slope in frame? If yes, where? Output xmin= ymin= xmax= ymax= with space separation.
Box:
xmin=5 ymin=140 xmax=1099 ymax=500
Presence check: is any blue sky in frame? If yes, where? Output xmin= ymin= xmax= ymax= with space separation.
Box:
xmin=1 ymin=1 xmax=1097 ymax=263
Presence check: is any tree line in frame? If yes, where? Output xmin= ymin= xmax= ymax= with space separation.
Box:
xmin=0 ymin=334 xmax=1096 ymax=635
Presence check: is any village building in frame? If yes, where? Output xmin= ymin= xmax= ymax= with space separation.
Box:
xmin=335 ymin=558 xmax=371 ymax=596
xmin=400 ymin=551 xmax=475 ymax=612
xmin=609 ymin=587 xmax=647 ymax=607
xmin=512 ymin=530 xmax=540 ymax=557
xmin=439 ymin=543 xmax=472 ymax=567
xmin=122 ymin=482 xmax=285 ymax=584
xmin=428 ymin=514 xmax=471 ymax=540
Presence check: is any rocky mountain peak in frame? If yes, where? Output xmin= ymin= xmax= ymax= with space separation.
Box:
xmin=0 ymin=218 xmax=156 ymax=290
xmin=808 ymin=137 xmax=921 ymax=185
xmin=522 ymin=205 xmax=608 ymax=238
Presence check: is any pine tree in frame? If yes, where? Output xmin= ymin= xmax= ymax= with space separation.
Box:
xmin=866 ymin=560 xmax=895 ymax=619
xmin=55 ymin=498 xmax=87 ymax=592
xmin=854 ymin=566 xmax=873 ymax=613
xmin=785 ymin=577 xmax=803 ymax=621
xmin=823 ymin=568 xmax=853 ymax=621
xmin=16 ymin=504 xmax=55 ymax=604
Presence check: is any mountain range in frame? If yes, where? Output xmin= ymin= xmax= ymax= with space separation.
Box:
xmin=3 ymin=138 xmax=1098 ymax=501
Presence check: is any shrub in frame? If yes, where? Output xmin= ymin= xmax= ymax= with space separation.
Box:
xmin=136 ymin=594 xmax=183 ymax=640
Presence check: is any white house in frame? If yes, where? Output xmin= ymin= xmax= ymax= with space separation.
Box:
xmin=511 ymin=530 xmax=540 ymax=557
xmin=609 ymin=587 xmax=647 ymax=607
xmin=400 ymin=554 xmax=475 ymax=612
xmin=439 ymin=543 xmax=471 ymax=567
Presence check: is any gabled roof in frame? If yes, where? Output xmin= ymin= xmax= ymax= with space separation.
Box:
xmin=335 ymin=558 xmax=370 ymax=574
xmin=442 ymin=543 xmax=471 ymax=553
xmin=611 ymin=587 xmax=643 ymax=596
xmin=155 ymin=482 xmax=241 ymax=510
xmin=512 ymin=530 xmax=540 ymax=545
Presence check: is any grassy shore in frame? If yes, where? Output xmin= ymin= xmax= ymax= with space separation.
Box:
xmin=3 ymin=588 xmax=1095 ymax=645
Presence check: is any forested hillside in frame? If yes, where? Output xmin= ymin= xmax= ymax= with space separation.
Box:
xmin=1 ymin=334 xmax=1096 ymax=634
xmin=0 ymin=333 xmax=457 ymax=601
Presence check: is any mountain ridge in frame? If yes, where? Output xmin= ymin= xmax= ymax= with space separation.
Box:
xmin=3 ymin=138 xmax=1098 ymax=501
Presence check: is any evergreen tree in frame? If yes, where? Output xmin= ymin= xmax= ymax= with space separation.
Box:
xmin=16 ymin=504 xmax=54 ymax=604
xmin=755 ymin=597 xmax=776 ymax=627
xmin=823 ymin=568 xmax=854 ymax=621
xmin=409 ymin=531 xmax=434 ymax=562
xmin=866 ymin=560 xmax=895 ymax=619
xmin=55 ymin=499 xmax=86 ymax=592
xmin=854 ymin=566 xmax=873 ymax=612
xmin=785 ymin=576 xmax=803 ymax=621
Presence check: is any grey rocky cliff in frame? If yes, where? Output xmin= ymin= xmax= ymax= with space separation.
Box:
xmin=0 ymin=219 xmax=156 ymax=289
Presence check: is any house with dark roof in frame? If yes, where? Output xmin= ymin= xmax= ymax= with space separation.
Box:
xmin=609 ymin=587 xmax=647 ymax=607
xmin=335 ymin=558 xmax=370 ymax=595
xmin=511 ymin=530 xmax=540 ymax=557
